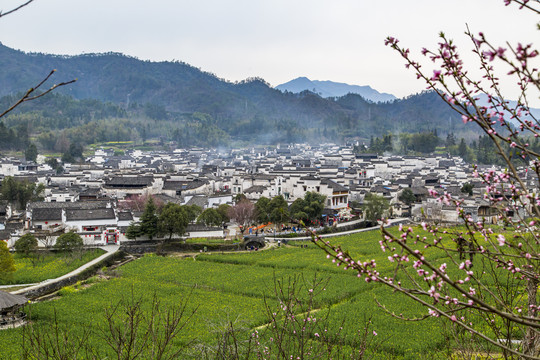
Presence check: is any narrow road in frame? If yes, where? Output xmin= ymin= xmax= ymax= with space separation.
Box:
xmin=267 ymin=218 xmax=409 ymax=241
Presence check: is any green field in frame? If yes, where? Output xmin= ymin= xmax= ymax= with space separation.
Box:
xmin=0 ymin=230 xmax=451 ymax=359
xmin=0 ymin=249 xmax=105 ymax=285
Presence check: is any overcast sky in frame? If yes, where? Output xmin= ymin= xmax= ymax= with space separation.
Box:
xmin=0 ymin=0 xmax=537 ymax=102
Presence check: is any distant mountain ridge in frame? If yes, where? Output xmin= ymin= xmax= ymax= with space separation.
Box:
xmin=0 ymin=42 xmax=481 ymax=146
xmin=276 ymin=77 xmax=396 ymax=103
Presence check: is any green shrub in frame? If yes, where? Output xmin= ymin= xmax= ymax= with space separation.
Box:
xmin=14 ymin=233 xmax=38 ymax=256
xmin=54 ymin=232 xmax=84 ymax=253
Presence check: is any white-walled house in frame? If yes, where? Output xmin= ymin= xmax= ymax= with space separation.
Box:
xmin=64 ymin=208 xmax=117 ymax=232
xmin=44 ymin=188 xmax=79 ymax=203
xmin=207 ymin=194 xmax=233 ymax=208
xmin=0 ymin=161 xmax=19 ymax=177
xmin=161 ymin=179 xmax=211 ymax=197
xmin=281 ymin=176 xmax=349 ymax=211
xmin=29 ymin=208 xmax=63 ymax=231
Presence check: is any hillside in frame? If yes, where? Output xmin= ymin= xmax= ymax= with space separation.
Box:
xmin=0 ymin=43 xmax=479 ymax=147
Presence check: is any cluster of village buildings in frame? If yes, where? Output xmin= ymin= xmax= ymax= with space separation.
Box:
xmin=0 ymin=144 xmax=535 ymax=248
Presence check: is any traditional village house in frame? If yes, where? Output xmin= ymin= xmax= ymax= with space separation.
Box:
xmin=0 ymin=160 xmax=20 ymax=177
xmin=207 ymin=193 xmax=233 ymax=207
xmin=320 ymin=178 xmax=349 ymax=210
xmin=64 ymin=208 xmax=118 ymax=245
xmin=161 ymin=178 xmax=211 ymax=197
xmin=103 ymin=175 xmax=160 ymax=199
xmin=44 ymin=187 xmax=80 ymax=203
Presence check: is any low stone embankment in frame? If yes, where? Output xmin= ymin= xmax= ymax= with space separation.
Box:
xmin=120 ymin=240 xmax=243 ymax=255
xmin=12 ymin=249 xmax=125 ymax=299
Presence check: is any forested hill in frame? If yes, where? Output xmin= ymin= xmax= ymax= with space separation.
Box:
xmin=0 ymin=43 xmax=478 ymax=146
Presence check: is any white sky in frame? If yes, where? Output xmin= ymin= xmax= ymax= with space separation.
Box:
xmin=0 ymin=0 xmax=538 ymax=102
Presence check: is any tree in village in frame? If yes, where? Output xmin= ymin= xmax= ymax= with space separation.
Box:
xmin=197 ymin=208 xmax=223 ymax=227
xmin=460 ymin=182 xmax=474 ymax=196
xmin=216 ymin=203 xmax=231 ymax=224
xmin=0 ymin=240 xmax=15 ymax=281
xmin=54 ymin=232 xmax=83 ymax=254
xmin=234 ymin=193 xmax=247 ymax=203
xmin=158 ymin=203 xmax=189 ymax=241
xmin=127 ymin=197 xmax=159 ymax=240
xmin=119 ymin=194 xmax=163 ymax=212
xmin=184 ymin=204 xmax=202 ymax=224
xmin=446 ymin=132 xmax=456 ymax=147
xmin=255 ymin=195 xmax=289 ymax=225
xmin=269 ymin=195 xmax=289 ymax=228
xmin=0 ymin=176 xmax=45 ymax=210
xmin=458 ymin=138 xmax=469 ymax=159
xmin=398 ymin=187 xmax=416 ymax=207
xmin=125 ymin=221 xmax=142 ymax=240
xmin=24 ymin=142 xmax=37 ymax=162
xmin=362 ymin=193 xmax=390 ymax=222
xmin=227 ymin=199 xmax=256 ymax=235
xmin=45 ymin=157 xmax=63 ymax=174
xmin=312 ymin=2 xmax=540 ymax=357
xmin=14 ymin=233 xmax=38 ymax=256
xmin=289 ymin=192 xmax=326 ymax=224
xmin=255 ymin=196 xmax=271 ymax=224
xmin=399 ymin=131 xmax=440 ymax=154
xmin=61 ymin=142 xmax=84 ymax=163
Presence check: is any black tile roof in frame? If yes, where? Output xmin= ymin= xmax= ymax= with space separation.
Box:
xmin=105 ymin=176 xmax=153 ymax=188
xmin=244 ymin=185 xmax=266 ymax=194
xmin=321 ymin=178 xmax=348 ymax=192
xmin=117 ymin=212 xmax=133 ymax=221
xmin=65 ymin=208 xmax=115 ymax=221
xmin=162 ymin=179 xmax=207 ymax=191
xmin=32 ymin=208 xmax=62 ymax=221
xmin=28 ymin=201 xmax=111 ymax=210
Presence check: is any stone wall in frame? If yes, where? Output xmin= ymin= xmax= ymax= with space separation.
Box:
xmin=120 ymin=240 xmax=242 ymax=255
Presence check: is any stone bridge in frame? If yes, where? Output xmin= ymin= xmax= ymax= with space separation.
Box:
xmin=242 ymin=236 xmax=266 ymax=250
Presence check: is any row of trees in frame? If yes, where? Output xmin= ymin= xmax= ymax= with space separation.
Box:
xmin=125 ymin=189 xmax=402 ymax=241
xmin=15 ymin=232 xmax=84 ymax=255
xmin=356 ymin=130 xmax=534 ymax=167
xmin=126 ymin=192 xmax=329 ymax=241
xmin=125 ymin=198 xmax=203 ymax=241
xmin=356 ymin=131 xmax=441 ymax=155
xmin=252 ymin=193 xmax=327 ymax=233
xmin=125 ymin=196 xmax=235 ymax=241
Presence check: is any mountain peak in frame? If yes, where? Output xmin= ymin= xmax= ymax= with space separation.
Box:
xmin=276 ymin=77 xmax=396 ymax=103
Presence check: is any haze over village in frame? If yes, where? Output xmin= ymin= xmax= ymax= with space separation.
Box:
xmin=0 ymin=142 xmax=533 ymax=247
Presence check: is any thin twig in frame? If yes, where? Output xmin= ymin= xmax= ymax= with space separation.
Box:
xmin=0 ymin=70 xmax=77 ymax=119
xmin=0 ymin=0 xmax=34 ymax=18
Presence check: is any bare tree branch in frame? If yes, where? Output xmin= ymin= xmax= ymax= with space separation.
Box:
xmin=0 ymin=0 xmax=34 ymax=18
xmin=0 ymin=69 xmax=77 ymax=119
